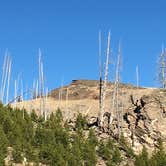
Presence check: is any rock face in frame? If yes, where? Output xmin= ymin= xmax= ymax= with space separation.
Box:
xmin=49 ymin=80 xmax=166 ymax=153
xmin=14 ymin=79 xmax=166 ymax=153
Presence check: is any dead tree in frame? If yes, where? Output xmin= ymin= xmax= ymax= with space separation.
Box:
xmin=0 ymin=52 xmax=12 ymax=104
xmin=98 ymin=31 xmax=111 ymax=128
xmin=38 ymin=49 xmax=47 ymax=121
xmin=0 ymin=54 xmax=7 ymax=102
xmin=98 ymin=31 xmax=103 ymax=126
xmin=36 ymin=80 xmax=39 ymax=100
xmin=45 ymin=87 xmax=49 ymax=118
xmin=8 ymin=88 xmax=30 ymax=105
xmin=112 ymin=42 xmax=123 ymax=139
xmin=157 ymin=46 xmax=166 ymax=88
xmin=58 ymin=78 xmax=64 ymax=108
xmin=0 ymin=53 xmax=8 ymax=103
xmin=136 ymin=65 xmax=139 ymax=88
xmin=66 ymin=87 xmax=69 ymax=107
xmin=6 ymin=56 xmax=12 ymax=105
xmin=21 ymin=77 xmax=24 ymax=103
xmin=32 ymin=79 xmax=39 ymax=100
xmin=14 ymin=80 xmax=17 ymax=105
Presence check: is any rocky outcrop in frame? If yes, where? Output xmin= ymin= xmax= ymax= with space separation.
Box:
xmin=13 ymin=80 xmax=166 ymax=155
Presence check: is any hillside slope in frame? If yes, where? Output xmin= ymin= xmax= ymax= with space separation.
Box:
xmin=13 ymin=79 xmax=166 ymax=155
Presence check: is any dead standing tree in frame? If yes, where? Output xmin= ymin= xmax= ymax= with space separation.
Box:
xmin=157 ymin=46 xmax=166 ymax=88
xmin=98 ymin=31 xmax=111 ymax=129
xmin=98 ymin=31 xmax=103 ymax=126
xmin=6 ymin=56 xmax=12 ymax=105
xmin=136 ymin=65 xmax=139 ymax=88
xmin=112 ymin=42 xmax=123 ymax=139
xmin=38 ymin=49 xmax=47 ymax=121
xmin=0 ymin=52 xmax=12 ymax=104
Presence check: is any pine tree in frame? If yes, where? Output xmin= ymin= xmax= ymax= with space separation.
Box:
xmin=150 ymin=139 xmax=166 ymax=166
xmin=0 ymin=125 xmax=8 ymax=165
xmin=75 ymin=113 xmax=87 ymax=130
xmin=83 ymin=129 xmax=98 ymax=166
xmin=12 ymin=145 xmax=23 ymax=163
xmin=30 ymin=109 xmax=38 ymax=122
xmin=135 ymin=146 xmax=149 ymax=166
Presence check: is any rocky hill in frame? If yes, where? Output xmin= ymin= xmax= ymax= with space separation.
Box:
xmin=13 ymin=79 xmax=166 ymax=156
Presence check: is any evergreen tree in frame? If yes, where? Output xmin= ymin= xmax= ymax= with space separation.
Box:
xmin=12 ymin=145 xmax=23 ymax=163
xmin=24 ymin=143 xmax=39 ymax=163
xmin=69 ymin=132 xmax=84 ymax=166
xmin=75 ymin=113 xmax=87 ymax=131
xmin=83 ymin=129 xmax=98 ymax=166
xmin=30 ymin=109 xmax=38 ymax=122
xmin=150 ymin=139 xmax=166 ymax=166
xmin=98 ymin=138 xmax=122 ymax=166
xmin=135 ymin=146 xmax=149 ymax=166
xmin=0 ymin=125 xmax=8 ymax=165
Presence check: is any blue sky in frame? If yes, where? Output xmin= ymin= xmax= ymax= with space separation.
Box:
xmin=0 ymin=0 xmax=165 ymax=100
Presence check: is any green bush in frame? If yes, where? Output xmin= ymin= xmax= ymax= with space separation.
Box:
xmin=75 ymin=113 xmax=87 ymax=130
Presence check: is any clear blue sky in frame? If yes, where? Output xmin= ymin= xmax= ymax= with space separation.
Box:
xmin=0 ymin=0 xmax=165 ymax=99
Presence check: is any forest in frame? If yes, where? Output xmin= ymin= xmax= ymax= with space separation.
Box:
xmin=0 ymin=103 xmax=166 ymax=166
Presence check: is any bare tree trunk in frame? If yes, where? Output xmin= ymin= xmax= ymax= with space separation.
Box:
xmin=161 ymin=47 xmax=166 ymax=88
xmin=113 ymin=42 xmax=123 ymax=139
xmin=98 ymin=31 xmax=111 ymax=128
xmin=38 ymin=49 xmax=46 ymax=120
xmin=0 ymin=53 xmax=8 ymax=103
xmin=136 ymin=65 xmax=139 ymax=88
xmin=6 ymin=56 xmax=12 ymax=105
xmin=98 ymin=31 xmax=103 ymax=126
xmin=14 ymin=80 xmax=17 ymax=104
